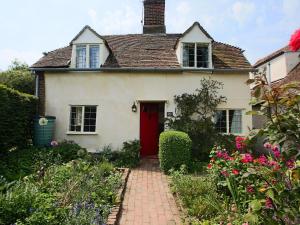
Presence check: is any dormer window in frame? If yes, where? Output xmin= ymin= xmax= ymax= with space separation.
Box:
xmin=89 ymin=45 xmax=100 ymax=68
xmin=183 ymin=43 xmax=209 ymax=68
xmin=76 ymin=45 xmax=87 ymax=68
xmin=75 ymin=44 xmax=100 ymax=69
xmin=70 ymin=26 xmax=110 ymax=69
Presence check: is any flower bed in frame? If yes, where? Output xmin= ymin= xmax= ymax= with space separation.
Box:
xmin=171 ymin=137 xmax=300 ymax=224
xmin=0 ymin=160 xmax=123 ymax=225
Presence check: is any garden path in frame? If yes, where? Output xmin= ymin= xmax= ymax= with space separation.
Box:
xmin=119 ymin=157 xmax=181 ymax=225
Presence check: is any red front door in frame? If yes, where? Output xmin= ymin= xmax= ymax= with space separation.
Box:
xmin=140 ymin=103 xmax=160 ymax=157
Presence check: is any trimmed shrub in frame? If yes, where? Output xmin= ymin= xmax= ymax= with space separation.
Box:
xmin=159 ymin=131 xmax=192 ymax=173
xmin=0 ymin=84 xmax=37 ymax=152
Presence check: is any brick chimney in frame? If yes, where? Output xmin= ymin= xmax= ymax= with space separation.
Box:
xmin=143 ymin=0 xmax=166 ymax=34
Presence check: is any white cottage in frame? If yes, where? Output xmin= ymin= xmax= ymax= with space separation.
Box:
xmin=31 ymin=0 xmax=253 ymax=154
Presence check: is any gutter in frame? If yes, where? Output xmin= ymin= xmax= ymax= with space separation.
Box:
xmin=30 ymin=67 xmax=256 ymax=73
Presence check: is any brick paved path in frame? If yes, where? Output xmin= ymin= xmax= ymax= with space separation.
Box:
xmin=119 ymin=158 xmax=181 ymax=225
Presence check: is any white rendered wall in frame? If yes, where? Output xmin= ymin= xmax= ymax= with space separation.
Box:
xmin=44 ymin=72 xmax=252 ymax=152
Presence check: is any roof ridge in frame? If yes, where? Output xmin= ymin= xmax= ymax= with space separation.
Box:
xmin=254 ymin=45 xmax=290 ymax=67
xmin=214 ymin=41 xmax=242 ymax=51
xmin=46 ymin=46 xmax=71 ymax=55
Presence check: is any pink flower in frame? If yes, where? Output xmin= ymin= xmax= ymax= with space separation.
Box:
xmin=272 ymin=146 xmax=281 ymax=158
xmin=207 ymin=164 xmax=213 ymax=169
xmin=257 ymin=155 xmax=268 ymax=165
xmin=286 ymin=159 xmax=295 ymax=169
xmin=242 ymin=223 xmax=249 ymax=225
xmin=235 ymin=136 xmax=246 ymax=150
xmin=50 ymin=140 xmax=58 ymax=147
xmin=289 ymin=29 xmax=300 ymax=51
xmin=246 ymin=185 xmax=254 ymax=194
xmin=264 ymin=142 xmax=272 ymax=149
xmin=232 ymin=169 xmax=239 ymax=175
xmin=216 ymin=151 xmax=223 ymax=158
xmin=241 ymin=153 xmax=253 ymax=163
xmin=221 ymin=170 xmax=229 ymax=177
xmin=265 ymin=197 xmax=274 ymax=209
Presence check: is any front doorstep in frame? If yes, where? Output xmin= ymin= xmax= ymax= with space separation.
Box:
xmin=106 ymin=168 xmax=131 ymax=225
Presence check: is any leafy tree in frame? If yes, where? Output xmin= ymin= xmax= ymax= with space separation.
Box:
xmin=0 ymin=59 xmax=35 ymax=94
xmin=247 ymin=71 xmax=300 ymax=159
xmin=167 ymin=78 xmax=226 ymax=161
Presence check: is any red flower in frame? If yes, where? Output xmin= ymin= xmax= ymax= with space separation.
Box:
xmin=246 ymin=185 xmax=254 ymax=194
xmin=289 ymin=29 xmax=300 ymax=51
xmin=286 ymin=159 xmax=295 ymax=169
xmin=265 ymin=197 xmax=274 ymax=209
xmin=257 ymin=155 xmax=268 ymax=165
xmin=232 ymin=169 xmax=239 ymax=175
xmin=207 ymin=163 xmax=213 ymax=169
xmin=221 ymin=170 xmax=229 ymax=177
xmin=241 ymin=153 xmax=253 ymax=163
xmin=235 ymin=136 xmax=246 ymax=150
xmin=216 ymin=151 xmax=223 ymax=158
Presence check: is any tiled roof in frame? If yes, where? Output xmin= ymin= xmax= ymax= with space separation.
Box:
xmin=272 ymin=62 xmax=300 ymax=86
xmin=32 ymin=46 xmax=72 ymax=68
xmin=32 ymin=34 xmax=252 ymax=70
xmin=254 ymin=45 xmax=290 ymax=67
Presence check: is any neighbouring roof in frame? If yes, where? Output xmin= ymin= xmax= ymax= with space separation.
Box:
xmin=254 ymin=45 xmax=290 ymax=68
xmin=32 ymin=32 xmax=252 ymax=70
xmin=272 ymin=62 xmax=300 ymax=87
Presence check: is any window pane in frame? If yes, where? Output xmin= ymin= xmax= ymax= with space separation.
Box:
xmin=215 ymin=110 xmax=227 ymax=133
xmin=196 ymin=44 xmax=209 ymax=68
xmin=229 ymin=110 xmax=242 ymax=134
xmin=89 ymin=45 xmax=100 ymax=68
xmin=83 ymin=106 xmax=97 ymax=132
xmin=76 ymin=46 xmax=86 ymax=68
xmin=70 ymin=106 xmax=83 ymax=132
xmin=183 ymin=43 xmax=195 ymax=67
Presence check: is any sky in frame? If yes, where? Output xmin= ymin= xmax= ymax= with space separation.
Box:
xmin=0 ymin=0 xmax=299 ymax=70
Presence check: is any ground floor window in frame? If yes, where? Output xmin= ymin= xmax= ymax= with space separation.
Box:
xmin=214 ymin=109 xmax=242 ymax=134
xmin=69 ymin=105 xmax=97 ymax=132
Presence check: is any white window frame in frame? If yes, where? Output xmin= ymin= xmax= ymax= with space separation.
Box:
xmin=67 ymin=105 xmax=98 ymax=135
xmin=75 ymin=44 xmax=101 ymax=69
xmin=182 ymin=42 xmax=211 ymax=69
xmin=215 ymin=109 xmax=243 ymax=135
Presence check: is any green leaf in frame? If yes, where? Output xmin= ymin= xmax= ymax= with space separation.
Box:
xmin=244 ymin=213 xmax=259 ymax=223
xmin=250 ymin=200 xmax=262 ymax=211
xmin=266 ymin=189 xmax=275 ymax=200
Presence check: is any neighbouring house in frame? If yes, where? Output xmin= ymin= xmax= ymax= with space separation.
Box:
xmin=31 ymin=0 xmax=253 ymax=154
xmin=254 ymin=45 xmax=300 ymax=83
xmin=252 ymin=45 xmax=300 ymax=129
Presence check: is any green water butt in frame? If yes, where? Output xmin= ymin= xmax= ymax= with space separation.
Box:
xmin=33 ymin=116 xmax=56 ymax=147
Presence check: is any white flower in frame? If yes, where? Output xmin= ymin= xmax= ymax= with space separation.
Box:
xmin=39 ymin=117 xmax=48 ymax=126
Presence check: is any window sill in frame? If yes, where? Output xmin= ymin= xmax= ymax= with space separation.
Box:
xmin=66 ymin=132 xmax=98 ymax=135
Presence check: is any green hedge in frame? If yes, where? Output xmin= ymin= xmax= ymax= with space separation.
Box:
xmin=159 ymin=131 xmax=192 ymax=173
xmin=0 ymin=84 xmax=37 ymax=152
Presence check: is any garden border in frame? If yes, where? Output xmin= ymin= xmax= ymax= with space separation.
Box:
xmin=168 ymin=177 xmax=192 ymax=224
xmin=106 ymin=168 xmax=130 ymax=225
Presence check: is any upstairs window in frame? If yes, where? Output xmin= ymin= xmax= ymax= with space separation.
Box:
xmin=89 ymin=45 xmax=100 ymax=68
xmin=183 ymin=43 xmax=209 ymax=68
xmin=215 ymin=109 xmax=242 ymax=134
xmin=69 ymin=105 xmax=97 ymax=133
xmin=76 ymin=45 xmax=86 ymax=68
xmin=75 ymin=45 xmax=100 ymax=69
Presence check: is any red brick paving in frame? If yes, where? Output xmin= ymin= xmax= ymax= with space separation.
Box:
xmin=119 ymin=158 xmax=181 ymax=225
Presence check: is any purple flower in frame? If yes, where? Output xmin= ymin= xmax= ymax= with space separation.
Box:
xmin=51 ymin=140 xmax=59 ymax=147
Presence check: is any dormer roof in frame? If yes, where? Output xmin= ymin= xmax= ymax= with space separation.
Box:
xmin=182 ymin=22 xmax=214 ymax=40
xmin=70 ymin=25 xmax=105 ymax=44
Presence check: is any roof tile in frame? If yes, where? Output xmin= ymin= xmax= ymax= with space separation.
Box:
xmin=31 ymin=34 xmax=252 ymax=70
